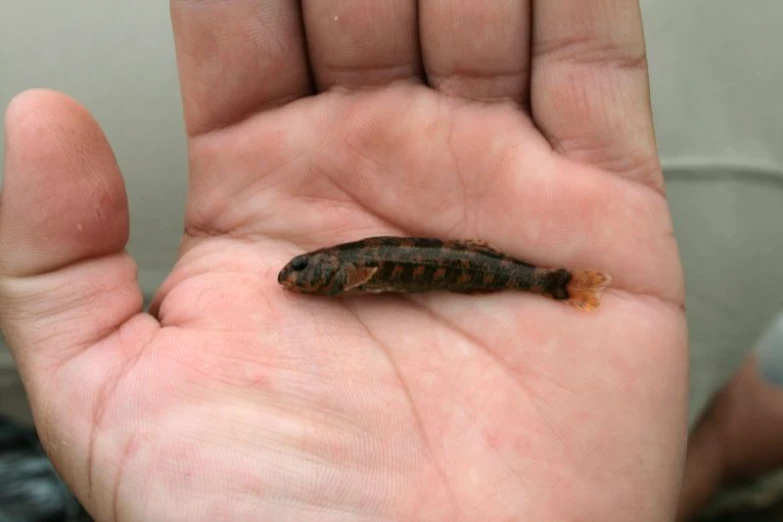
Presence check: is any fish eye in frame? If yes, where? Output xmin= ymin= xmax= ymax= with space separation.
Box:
xmin=291 ymin=255 xmax=308 ymax=271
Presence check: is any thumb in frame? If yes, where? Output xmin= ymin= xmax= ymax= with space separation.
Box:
xmin=0 ymin=89 xmax=147 ymax=382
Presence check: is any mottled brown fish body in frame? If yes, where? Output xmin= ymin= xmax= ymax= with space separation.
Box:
xmin=334 ymin=239 xmax=547 ymax=294
xmin=278 ymin=236 xmax=610 ymax=311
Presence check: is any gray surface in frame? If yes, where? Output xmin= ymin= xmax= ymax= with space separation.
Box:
xmin=665 ymin=167 xmax=783 ymax=426
xmin=758 ymin=312 xmax=783 ymax=386
xmin=643 ymin=0 xmax=783 ymax=167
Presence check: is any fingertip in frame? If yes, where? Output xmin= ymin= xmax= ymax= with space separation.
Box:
xmin=4 ymin=88 xmax=88 ymax=136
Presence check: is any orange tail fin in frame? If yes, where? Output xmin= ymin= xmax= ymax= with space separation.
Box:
xmin=566 ymin=270 xmax=611 ymax=311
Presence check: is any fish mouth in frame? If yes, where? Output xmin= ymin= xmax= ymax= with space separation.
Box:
xmin=279 ymin=278 xmax=301 ymax=293
xmin=277 ymin=265 xmax=333 ymax=294
xmin=277 ymin=268 xmax=295 ymax=289
xmin=278 ymin=272 xmax=309 ymax=293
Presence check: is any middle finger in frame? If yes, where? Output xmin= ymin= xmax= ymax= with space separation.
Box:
xmin=303 ymin=0 xmax=422 ymax=91
xmin=420 ymin=0 xmax=532 ymax=104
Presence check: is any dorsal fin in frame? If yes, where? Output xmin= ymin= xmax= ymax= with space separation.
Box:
xmin=450 ymin=239 xmax=506 ymax=257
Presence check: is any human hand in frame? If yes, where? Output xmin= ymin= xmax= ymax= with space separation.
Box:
xmin=0 ymin=1 xmax=687 ymax=520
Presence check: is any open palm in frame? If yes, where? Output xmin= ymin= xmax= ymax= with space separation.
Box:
xmin=1 ymin=2 xmax=687 ymax=521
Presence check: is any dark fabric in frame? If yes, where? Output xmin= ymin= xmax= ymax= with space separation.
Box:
xmin=0 ymin=415 xmax=91 ymax=522
xmin=700 ymin=501 xmax=783 ymax=522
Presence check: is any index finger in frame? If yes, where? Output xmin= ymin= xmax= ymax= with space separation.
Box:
xmin=531 ymin=1 xmax=662 ymax=191
xmin=171 ymin=0 xmax=311 ymax=136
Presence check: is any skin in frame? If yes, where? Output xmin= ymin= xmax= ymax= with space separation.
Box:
xmin=0 ymin=1 xmax=693 ymax=520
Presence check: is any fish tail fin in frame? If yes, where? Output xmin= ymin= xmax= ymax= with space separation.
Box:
xmin=566 ymin=270 xmax=611 ymax=311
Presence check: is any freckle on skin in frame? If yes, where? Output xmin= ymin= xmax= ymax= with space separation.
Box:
xmin=244 ymin=366 xmax=271 ymax=390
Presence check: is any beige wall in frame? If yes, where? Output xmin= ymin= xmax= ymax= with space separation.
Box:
xmin=1 ymin=1 xmax=782 ymax=426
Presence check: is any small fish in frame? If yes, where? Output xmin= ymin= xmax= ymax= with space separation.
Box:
xmin=277 ymin=236 xmax=611 ymax=311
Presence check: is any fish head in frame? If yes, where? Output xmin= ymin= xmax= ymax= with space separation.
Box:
xmin=277 ymin=250 xmax=341 ymax=294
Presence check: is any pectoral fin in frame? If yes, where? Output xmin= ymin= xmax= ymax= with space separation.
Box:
xmin=343 ymin=266 xmax=378 ymax=291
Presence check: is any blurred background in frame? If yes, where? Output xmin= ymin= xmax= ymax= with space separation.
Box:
xmin=1 ymin=1 xmax=782 ymax=520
